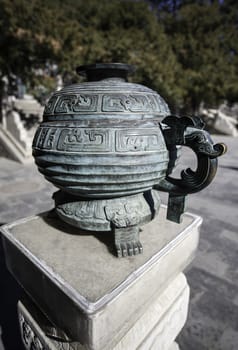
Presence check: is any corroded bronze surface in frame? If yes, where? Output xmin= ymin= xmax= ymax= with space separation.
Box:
xmin=32 ymin=63 xmax=226 ymax=257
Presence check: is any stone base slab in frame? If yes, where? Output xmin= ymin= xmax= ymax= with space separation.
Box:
xmin=18 ymin=273 xmax=188 ymax=350
xmin=1 ymin=206 xmax=202 ymax=350
xmin=169 ymin=342 xmax=180 ymax=350
xmin=113 ymin=273 xmax=189 ymax=350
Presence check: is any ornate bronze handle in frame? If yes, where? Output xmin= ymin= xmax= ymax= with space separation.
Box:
xmin=156 ymin=115 xmax=227 ymax=223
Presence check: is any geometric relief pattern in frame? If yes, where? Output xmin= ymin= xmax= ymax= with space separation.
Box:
xmin=57 ymin=128 xmax=111 ymax=152
xmin=37 ymin=128 xmax=50 ymax=149
xmin=43 ymin=93 xmax=169 ymax=116
xmin=19 ymin=309 xmax=83 ymax=350
xmin=19 ymin=312 xmax=47 ymax=350
xmin=156 ymin=95 xmax=170 ymax=114
xmin=44 ymin=96 xmax=58 ymax=114
xmin=54 ymin=94 xmax=98 ymax=113
xmin=105 ymin=197 xmax=149 ymax=227
xmin=102 ymin=94 xmax=158 ymax=112
xmin=34 ymin=127 xmax=57 ymax=150
xmin=45 ymin=128 xmax=57 ymax=149
xmin=116 ymin=129 xmax=161 ymax=152
xmin=34 ymin=127 xmax=163 ymax=153
xmin=32 ymin=127 xmax=42 ymax=148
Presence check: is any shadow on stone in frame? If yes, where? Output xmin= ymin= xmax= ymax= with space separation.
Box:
xmin=219 ymin=165 xmax=238 ymax=171
xmin=42 ymin=210 xmax=116 ymax=256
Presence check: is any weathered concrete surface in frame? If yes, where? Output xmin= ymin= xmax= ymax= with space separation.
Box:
xmin=2 ymin=209 xmax=200 ymax=350
xmin=0 ymin=135 xmax=237 ymax=349
xmin=17 ymin=274 xmax=189 ymax=350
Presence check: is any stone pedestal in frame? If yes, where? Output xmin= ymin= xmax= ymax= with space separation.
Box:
xmin=1 ymin=206 xmax=202 ymax=350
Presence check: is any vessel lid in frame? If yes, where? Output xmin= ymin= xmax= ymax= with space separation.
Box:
xmin=76 ymin=63 xmax=135 ymax=82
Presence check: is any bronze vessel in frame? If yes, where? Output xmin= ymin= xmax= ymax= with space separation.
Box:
xmin=32 ymin=63 xmax=226 ymax=257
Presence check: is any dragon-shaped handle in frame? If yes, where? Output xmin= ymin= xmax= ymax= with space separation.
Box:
xmin=156 ymin=115 xmax=227 ymax=223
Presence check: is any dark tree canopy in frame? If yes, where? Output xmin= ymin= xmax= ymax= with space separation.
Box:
xmin=0 ymin=0 xmax=237 ymax=113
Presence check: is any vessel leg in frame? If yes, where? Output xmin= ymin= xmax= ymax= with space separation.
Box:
xmin=112 ymin=225 xmax=143 ymax=258
xmin=167 ymin=193 xmax=186 ymax=223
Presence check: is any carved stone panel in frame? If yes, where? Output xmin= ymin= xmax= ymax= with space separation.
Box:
xmin=18 ymin=302 xmax=84 ymax=350
xmin=19 ymin=312 xmax=46 ymax=350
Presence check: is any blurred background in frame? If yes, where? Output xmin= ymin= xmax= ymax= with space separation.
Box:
xmin=0 ymin=0 xmax=237 ymax=349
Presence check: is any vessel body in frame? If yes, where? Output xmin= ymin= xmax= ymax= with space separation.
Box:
xmin=33 ymin=78 xmax=171 ymax=199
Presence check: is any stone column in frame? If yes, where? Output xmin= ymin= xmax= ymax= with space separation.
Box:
xmin=1 ymin=205 xmax=202 ymax=350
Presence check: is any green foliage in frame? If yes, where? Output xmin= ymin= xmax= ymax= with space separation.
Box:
xmin=0 ymin=0 xmax=237 ymax=112
xmin=160 ymin=1 xmax=238 ymax=111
